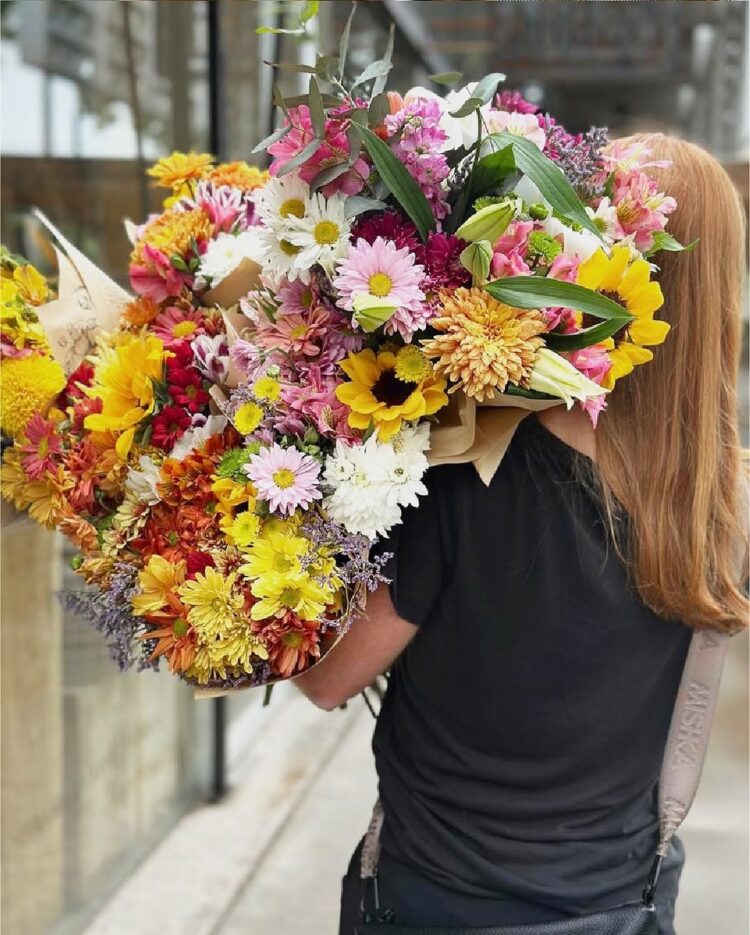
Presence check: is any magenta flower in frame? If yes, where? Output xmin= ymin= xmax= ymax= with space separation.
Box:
xmin=384 ymin=98 xmax=450 ymax=220
xmin=244 ymin=444 xmax=322 ymax=515
xmin=491 ymin=220 xmax=533 ymax=279
xmin=352 ymin=210 xmax=425 ymax=261
xmin=496 ymin=89 xmax=539 ymax=115
xmin=422 ymin=232 xmax=471 ymax=292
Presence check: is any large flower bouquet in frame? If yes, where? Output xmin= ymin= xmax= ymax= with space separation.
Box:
xmin=1 ymin=39 xmax=686 ymax=692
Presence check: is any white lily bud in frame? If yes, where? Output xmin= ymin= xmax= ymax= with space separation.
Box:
xmin=352 ymin=293 xmax=398 ymax=332
xmin=456 ymin=202 xmax=515 ymax=244
xmin=459 ymin=240 xmax=493 ymax=285
xmin=529 ymin=347 xmax=609 ymax=408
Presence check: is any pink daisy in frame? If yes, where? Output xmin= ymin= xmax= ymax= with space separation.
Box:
xmin=244 ymin=444 xmax=322 ymax=516
xmin=276 ymin=278 xmax=317 ymax=317
xmin=20 ymin=413 xmax=62 ymax=479
xmin=254 ymin=305 xmax=330 ymax=358
xmin=333 ymin=237 xmax=427 ymax=342
xmin=152 ymin=306 xmax=207 ymax=348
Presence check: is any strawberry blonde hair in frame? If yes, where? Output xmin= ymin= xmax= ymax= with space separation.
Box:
xmin=594 ymin=133 xmax=748 ymax=632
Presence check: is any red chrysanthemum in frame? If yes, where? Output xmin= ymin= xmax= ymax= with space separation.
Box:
xmin=422 ymin=232 xmax=471 ymax=292
xmin=352 ymin=209 xmax=425 ymax=262
xmin=167 ymin=366 xmax=209 ymax=413
xmin=151 ymin=405 xmax=191 ymax=451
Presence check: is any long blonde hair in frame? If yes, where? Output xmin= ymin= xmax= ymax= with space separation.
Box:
xmin=595 ymin=133 xmax=748 ymax=633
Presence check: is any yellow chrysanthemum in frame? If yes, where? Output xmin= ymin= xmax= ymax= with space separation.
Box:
xmin=0 ymin=353 xmax=66 ymax=437
xmin=84 ymin=333 xmax=165 ymax=455
xmin=207 ymin=161 xmax=269 ymax=192
xmin=252 ymin=376 xmax=281 ymax=402
xmin=0 ymin=446 xmax=30 ymax=510
xmin=577 ymin=245 xmax=669 ymax=389
xmin=147 ymin=152 xmax=214 ymax=190
xmin=250 ymin=570 xmax=332 ymax=622
xmin=394 ymin=345 xmax=432 ymax=384
xmin=422 ymin=288 xmax=546 ymax=402
xmin=336 ymin=348 xmax=448 ymax=442
xmin=211 ymin=476 xmax=256 ymax=516
xmin=234 ymin=401 xmax=264 ymax=435
xmin=238 ymin=529 xmax=309 ymax=580
xmin=178 ymin=567 xmax=244 ymax=639
xmin=222 ymin=510 xmax=261 ymax=549
xmin=10 ymin=263 xmax=49 ymax=305
xmin=131 ymin=208 xmax=214 ymax=266
xmin=184 ymin=630 xmax=268 ymax=685
xmin=132 ymin=554 xmax=187 ymax=616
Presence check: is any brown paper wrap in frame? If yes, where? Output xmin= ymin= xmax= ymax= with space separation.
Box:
xmin=427 ymin=392 xmax=562 ymax=486
xmin=32 ymin=209 xmax=131 ymax=374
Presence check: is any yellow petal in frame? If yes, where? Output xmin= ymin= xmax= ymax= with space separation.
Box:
xmin=576 ymin=249 xmax=609 ymax=291
xmin=609 ymin=347 xmax=636 ymax=380
xmin=115 ymin=427 xmax=136 ymax=460
xmin=598 ymin=246 xmax=630 ymax=292
xmin=618 ymin=258 xmax=651 ymax=301
xmin=619 ymin=341 xmax=654 ymax=365
xmin=375 ymin=417 xmax=402 ymax=442
xmin=340 ymin=349 xmax=379 ymax=387
xmin=629 ymin=318 xmax=670 ymax=346
xmin=627 ymin=281 xmax=664 ymax=318
xmin=347 ymin=411 xmax=373 ymax=430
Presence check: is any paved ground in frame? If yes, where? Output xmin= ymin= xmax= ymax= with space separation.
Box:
xmin=83 ymin=636 xmax=748 ymax=935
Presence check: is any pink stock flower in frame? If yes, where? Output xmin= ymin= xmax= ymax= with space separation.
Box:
xmin=268 ymin=105 xmax=369 ymax=197
xmin=244 ymin=444 xmax=322 ymax=515
xmin=384 ymin=98 xmax=450 ymax=220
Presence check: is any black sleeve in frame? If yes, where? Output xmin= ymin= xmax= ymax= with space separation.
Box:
xmin=369 ymin=468 xmax=450 ymax=627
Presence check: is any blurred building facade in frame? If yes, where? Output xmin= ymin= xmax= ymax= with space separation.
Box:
xmin=0 ymin=4 xmax=747 ymax=935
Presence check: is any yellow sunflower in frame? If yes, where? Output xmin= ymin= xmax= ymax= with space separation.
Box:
xmin=335 ymin=348 xmax=448 ymax=442
xmin=576 ymin=245 xmax=669 ymax=389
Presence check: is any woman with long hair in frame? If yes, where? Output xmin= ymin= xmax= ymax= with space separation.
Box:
xmin=295 ymin=134 xmax=749 ymax=935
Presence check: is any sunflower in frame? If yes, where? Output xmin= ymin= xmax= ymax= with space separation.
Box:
xmin=335 ymin=348 xmax=448 ymax=442
xmin=422 ymin=287 xmax=547 ymax=402
xmin=576 ymin=245 xmax=669 ymax=389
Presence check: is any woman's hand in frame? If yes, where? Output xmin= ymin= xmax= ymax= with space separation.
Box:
xmin=293 ymin=582 xmax=418 ymax=711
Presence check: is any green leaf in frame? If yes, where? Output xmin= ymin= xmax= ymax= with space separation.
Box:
xmin=485 ymin=132 xmax=602 ymax=240
xmin=284 ymin=92 xmax=339 ymax=108
xmin=430 ymin=71 xmax=463 ymax=86
xmin=343 ymin=195 xmax=387 ymax=219
xmin=372 ymin=24 xmax=395 ymax=97
xmin=483 ymin=276 xmax=634 ymax=322
xmin=309 ymin=161 xmax=351 ymax=192
xmin=502 ymin=384 xmax=552 ymax=400
xmin=466 ymin=143 xmax=515 ymax=202
xmin=273 ymin=84 xmax=289 ymax=119
xmin=546 ymin=319 xmax=627 ymax=352
xmin=449 ymin=72 xmax=505 ymax=118
xmin=251 ymin=122 xmax=291 ymax=155
xmin=351 ymin=59 xmax=392 ymax=91
xmin=644 ymin=231 xmax=699 ymax=258
xmin=276 ymin=137 xmax=321 ymax=177
xmin=338 ymin=3 xmax=357 ymax=79
xmin=300 ymin=0 xmax=319 ymax=23
xmin=315 ymin=53 xmax=339 ymax=81
xmin=256 ymin=26 xmax=305 ymax=36
xmin=354 ymin=125 xmax=436 ymax=240
xmin=308 ymin=76 xmax=326 ymax=137
xmin=265 ymin=61 xmax=317 ymax=74
xmin=368 ymin=92 xmax=389 ymax=128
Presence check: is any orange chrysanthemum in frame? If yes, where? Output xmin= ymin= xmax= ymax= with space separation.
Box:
xmin=147 ymin=152 xmax=213 ymax=190
xmin=137 ymin=592 xmax=198 ymax=674
xmin=422 ymin=288 xmax=547 ymax=402
xmin=131 ymin=208 xmax=214 ymax=266
xmin=207 ymin=161 xmax=269 ymax=192
xmin=123 ymin=295 xmax=161 ymax=327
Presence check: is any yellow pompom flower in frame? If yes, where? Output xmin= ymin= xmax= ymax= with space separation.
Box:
xmin=132 ymin=554 xmax=187 ymax=617
xmin=336 ymin=348 xmax=448 ymax=442
xmin=234 ymin=401 xmax=264 ymax=435
xmin=207 ymin=161 xmax=269 ymax=192
xmin=252 ymin=375 xmax=281 ymax=402
xmin=84 ymin=333 xmax=165 ymax=456
xmin=0 ymin=353 xmax=66 ymax=438
xmin=223 ymin=510 xmax=261 ymax=549
xmin=179 ymin=567 xmax=244 ymax=639
xmin=576 ymin=245 xmax=669 ymax=389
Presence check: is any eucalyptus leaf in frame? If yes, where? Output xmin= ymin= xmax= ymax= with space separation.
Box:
xmin=309 ymin=162 xmax=351 ymax=192
xmin=450 ymin=72 xmax=505 ymax=118
xmin=372 ymin=24 xmax=395 ymax=97
xmin=284 ymin=92 xmax=339 ymax=108
xmin=308 ymin=76 xmax=326 ymax=138
xmin=368 ymin=92 xmax=389 ymax=128
xmin=344 ymin=195 xmax=388 ymax=219
xmin=251 ymin=123 xmax=291 ymax=154
xmin=299 ymin=0 xmax=319 ymax=23
xmin=277 ymin=137 xmax=321 ymax=177
xmin=265 ymin=61 xmax=317 ymax=74
xmin=339 ymin=3 xmax=356 ymax=79
xmin=351 ymin=59 xmax=392 ymax=91
xmin=483 ymin=277 xmax=634 ymax=322
xmin=316 ymin=53 xmax=339 ymax=81
xmin=430 ymin=71 xmax=463 ymax=86
xmin=256 ymin=26 xmax=305 ymax=36
xmin=486 ymin=132 xmax=602 ymax=240
xmin=355 ymin=125 xmax=435 ymax=240
xmin=273 ymin=84 xmax=289 ymax=119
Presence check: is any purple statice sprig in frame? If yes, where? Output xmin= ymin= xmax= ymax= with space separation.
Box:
xmin=300 ymin=511 xmax=392 ymax=594
xmin=540 ymin=117 xmax=610 ymax=198
xmin=61 ymin=563 xmax=158 ymax=673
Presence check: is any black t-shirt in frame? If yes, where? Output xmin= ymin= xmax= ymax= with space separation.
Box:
xmin=371 ymin=413 xmax=691 ymax=915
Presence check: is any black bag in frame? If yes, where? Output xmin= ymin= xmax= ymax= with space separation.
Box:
xmin=353 ymin=627 xmax=728 ymax=935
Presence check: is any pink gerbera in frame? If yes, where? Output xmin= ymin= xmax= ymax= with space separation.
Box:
xmin=20 ymin=412 xmax=62 ymax=479
xmin=243 ymin=444 xmax=321 ymax=516
xmin=333 ymin=236 xmax=428 ymax=342
xmin=276 ymin=277 xmax=317 ymax=317
xmin=152 ymin=307 xmax=207 ymax=348
xmin=254 ymin=305 xmax=330 ymax=358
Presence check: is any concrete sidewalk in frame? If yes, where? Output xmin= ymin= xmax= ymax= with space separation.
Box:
xmin=82 ymin=637 xmax=748 ymax=935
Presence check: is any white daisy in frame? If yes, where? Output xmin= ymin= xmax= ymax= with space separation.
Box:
xmin=252 ymin=172 xmax=310 ymax=231
xmin=284 ymin=192 xmax=351 ymax=276
xmin=254 ymin=225 xmax=312 ymax=284
xmin=197 ymin=229 xmax=265 ymax=286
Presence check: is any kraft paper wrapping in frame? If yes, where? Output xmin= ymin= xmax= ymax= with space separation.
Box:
xmin=427 ymin=392 xmax=562 ymax=486
xmin=32 ymin=209 xmax=131 ymax=374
